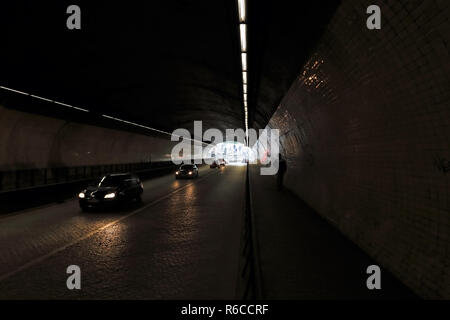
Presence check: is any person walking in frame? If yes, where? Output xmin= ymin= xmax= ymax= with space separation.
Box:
xmin=277 ymin=154 xmax=287 ymax=191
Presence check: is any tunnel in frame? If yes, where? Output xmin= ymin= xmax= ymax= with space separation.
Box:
xmin=0 ymin=0 xmax=449 ymax=301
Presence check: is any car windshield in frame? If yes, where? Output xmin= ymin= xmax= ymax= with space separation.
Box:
xmin=180 ymin=165 xmax=194 ymax=170
xmin=98 ymin=175 xmax=131 ymax=187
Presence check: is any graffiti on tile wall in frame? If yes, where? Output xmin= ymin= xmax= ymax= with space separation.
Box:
xmin=434 ymin=155 xmax=450 ymax=174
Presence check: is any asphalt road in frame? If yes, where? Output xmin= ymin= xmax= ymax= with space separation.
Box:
xmin=0 ymin=165 xmax=245 ymax=299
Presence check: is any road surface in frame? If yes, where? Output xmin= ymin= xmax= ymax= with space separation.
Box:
xmin=0 ymin=165 xmax=245 ymax=299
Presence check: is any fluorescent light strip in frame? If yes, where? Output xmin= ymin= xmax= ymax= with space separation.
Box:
xmin=241 ymin=52 xmax=247 ymax=71
xmin=53 ymin=101 xmax=89 ymax=112
xmin=1 ymin=85 xmax=209 ymax=145
xmin=0 ymin=86 xmax=29 ymax=96
xmin=0 ymin=85 xmax=89 ymax=113
xmin=101 ymin=114 xmax=208 ymax=145
xmin=102 ymin=114 xmax=172 ymax=135
xmin=238 ymin=0 xmax=246 ymax=22
xmin=237 ymin=0 xmax=248 ymax=136
xmin=1 ymin=85 xmax=210 ymax=145
xmin=30 ymin=95 xmax=53 ymax=103
xmin=240 ymin=24 xmax=247 ymax=52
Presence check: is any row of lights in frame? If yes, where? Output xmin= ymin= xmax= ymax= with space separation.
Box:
xmin=0 ymin=85 xmax=208 ymax=145
xmin=238 ymin=0 xmax=248 ymax=143
xmin=3 ymin=3 xmax=250 ymax=145
xmin=0 ymin=85 xmax=89 ymax=112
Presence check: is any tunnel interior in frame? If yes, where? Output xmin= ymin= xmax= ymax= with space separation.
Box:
xmin=0 ymin=0 xmax=339 ymax=134
xmin=0 ymin=0 xmax=449 ymax=300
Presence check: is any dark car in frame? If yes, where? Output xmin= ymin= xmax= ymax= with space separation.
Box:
xmin=210 ymin=160 xmax=219 ymax=168
xmin=78 ymin=173 xmax=143 ymax=211
xmin=175 ymin=164 xmax=199 ymax=179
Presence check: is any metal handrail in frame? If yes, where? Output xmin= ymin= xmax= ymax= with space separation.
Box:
xmin=0 ymin=161 xmax=175 ymax=192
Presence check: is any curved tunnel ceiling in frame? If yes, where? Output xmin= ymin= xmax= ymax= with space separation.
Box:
xmin=0 ymin=0 xmax=340 ymax=135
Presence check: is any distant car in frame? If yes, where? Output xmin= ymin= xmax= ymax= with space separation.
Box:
xmin=210 ymin=161 xmax=219 ymax=168
xmin=175 ymin=164 xmax=199 ymax=179
xmin=78 ymin=173 xmax=143 ymax=211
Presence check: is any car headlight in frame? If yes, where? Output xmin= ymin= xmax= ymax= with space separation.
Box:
xmin=104 ymin=192 xmax=116 ymax=199
xmin=78 ymin=192 xmax=85 ymax=199
xmin=188 ymin=171 xmax=192 ymax=175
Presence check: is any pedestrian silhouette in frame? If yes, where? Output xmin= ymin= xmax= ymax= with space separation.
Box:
xmin=277 ymin=154 xmax=287 ymax=191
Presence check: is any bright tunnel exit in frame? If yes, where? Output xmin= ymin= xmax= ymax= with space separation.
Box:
xmin=206 ymin=141 xmax=256 ymax=165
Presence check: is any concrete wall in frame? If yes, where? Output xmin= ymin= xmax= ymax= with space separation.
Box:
xmin=0 ymin=105 xmax=175 ymax=171
xmin=266 ymin=0 xmax=450 ymax=298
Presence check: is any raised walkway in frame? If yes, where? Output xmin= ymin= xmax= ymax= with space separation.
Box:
xmin=249 ymin=165 xmax=418 ymax=299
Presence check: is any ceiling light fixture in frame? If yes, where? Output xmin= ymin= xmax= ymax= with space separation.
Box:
xmin=0 ymin=85 xmax=89 ymax=112
xmin=237 ymin=0 xmax=248 ymax=144
xmin=241 ymin=53 xmax=247 ymax=71
xmin=240 ymin=24 xmax=247 ymax=52
xmin=238 ymin=0 xmax=246 ymax=23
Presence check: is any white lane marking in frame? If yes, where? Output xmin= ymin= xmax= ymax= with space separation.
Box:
xmin=0 ymin=170 xmax=218 ymax=282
